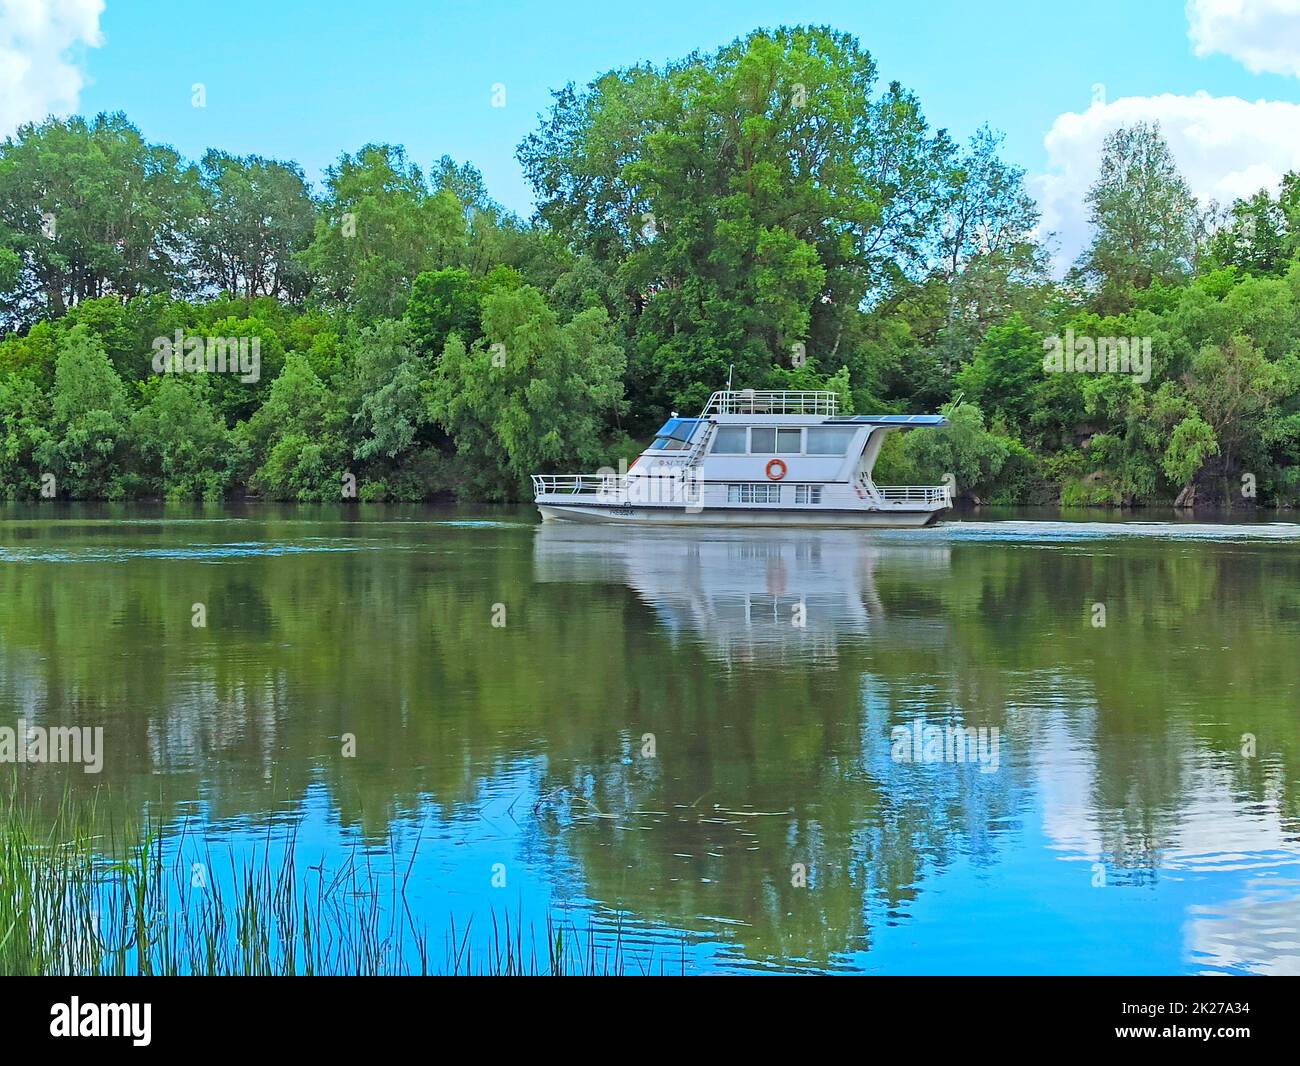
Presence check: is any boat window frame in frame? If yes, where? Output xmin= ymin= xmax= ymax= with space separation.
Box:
xmin=805 ymin=426 xmax=857 ymax=456
xmin=711 ymin=426 xmax=749 ymax=454
xmin=727 ymin=483 xmax=782 ymax=504
xmin=712 ymin=425 xmax=853 ymax=456
xmin=733 ymin=426 xmax=807 ymax=455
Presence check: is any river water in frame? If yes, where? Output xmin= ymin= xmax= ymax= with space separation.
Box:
xmin=2 ymin=504 xmax=1298 ymax=974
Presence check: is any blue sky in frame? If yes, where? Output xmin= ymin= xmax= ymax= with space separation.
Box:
xmin=9 ymin=0 xmax=1300 ymax=265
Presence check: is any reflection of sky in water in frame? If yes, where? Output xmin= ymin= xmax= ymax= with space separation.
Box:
xmin=151 ymin=742 xmax=1299 ymax=975
xmin=1187 ymin=880 xmax=1300 ymax=976
xmin=3 ymin=511 xmax=1299 ymax=974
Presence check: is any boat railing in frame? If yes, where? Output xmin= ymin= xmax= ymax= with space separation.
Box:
xmin=682 ymin=421 xmax=716 ymax=466
xmin=533 ymin=472 xmax=707 ymax=510
xmin=531 ymin=474 xmax=621 ymax=499
xmin=702 ymin=390 xmax=839 ymax=416
xmin=873 ymin=485 xmax=951 ymax=507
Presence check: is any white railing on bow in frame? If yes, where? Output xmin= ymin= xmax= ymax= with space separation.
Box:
xmin=702 ymin=390 xmax=839 ymax=416
xmin=531 ymin=474 xmax=622 ymax=498
xmin=873 ymin=485 xmax=951 ymax=506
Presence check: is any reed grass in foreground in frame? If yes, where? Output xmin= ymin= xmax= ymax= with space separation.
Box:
xmin=0 ymin=793 xmax=681 ymax=976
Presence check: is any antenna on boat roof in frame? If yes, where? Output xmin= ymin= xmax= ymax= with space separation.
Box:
xmin=726 ymin=363 xmax=734 ymax=390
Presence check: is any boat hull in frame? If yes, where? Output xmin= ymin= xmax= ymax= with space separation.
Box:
xmin=536 ymin=502 xmax=945 ymax=528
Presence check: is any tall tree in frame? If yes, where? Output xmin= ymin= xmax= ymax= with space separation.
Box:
xmin=1203 ymin=173 xmax=1300 ymax=276
xmin=518 ymin=26 xmax=956 ymax=413
xmin=195 ymin=151 xmax=317 ymax=300
xmin=300 ymin=145 xmax=466 ymax=319
xmin=931 ymin=126 xmax=1048 ymax=370
xmin=1073 ymin=122 xmax=1200 ymax=311
xmin=0 ymin=113 xmax=203 ymax=324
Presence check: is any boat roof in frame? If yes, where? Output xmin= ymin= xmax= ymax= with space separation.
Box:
xmin=823 ymin=415 xmax=948 ymax=427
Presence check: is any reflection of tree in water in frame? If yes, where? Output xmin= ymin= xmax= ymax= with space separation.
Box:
xmin=2 ymin=514 xmax=1300 ymax=966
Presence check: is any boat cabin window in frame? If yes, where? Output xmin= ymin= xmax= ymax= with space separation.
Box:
xmin=806 ymin=427 xmax=856 ymax=455
xmin=727 ymin=483 xmax=781 ymax=504
xmin=712 ymin=427 xmax=748 ymax=453
xmin=649 ymin=418 xmax=703 ymax=451
xmin=777 ymin=428 xmax=802 ymax=453
xmin=711 ymin=425 xmax=852 ymax=455
xmin=746 ymin=427 xmax=804 ymax=454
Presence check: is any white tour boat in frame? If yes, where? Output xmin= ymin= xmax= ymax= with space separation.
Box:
xmin=531 ymin=389 xmax=951 ymax=528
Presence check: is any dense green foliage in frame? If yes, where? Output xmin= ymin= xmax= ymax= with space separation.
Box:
xmin=2 ymin=25 xmax=1298 ymax=506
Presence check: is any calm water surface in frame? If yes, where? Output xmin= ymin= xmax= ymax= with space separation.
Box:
xmin=3 ymin=503 xmax=1299 ymax=974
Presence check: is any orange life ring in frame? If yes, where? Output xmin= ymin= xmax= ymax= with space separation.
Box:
xmin=765 ymin=458 xmax=787 ymax=481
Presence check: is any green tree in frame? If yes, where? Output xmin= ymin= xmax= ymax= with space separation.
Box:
xmin=932 ymin=127 xmax=1048 ymax=371
xmin=0 ymin=113 xmax=203 ymax=324
xmin=1205 ymin=188 xmax=1287 ymax=276
xmin=349 ymin=319 xmax=430 ymax=463
xmin=1162 ymin=414 xmax=1218 ymax=497
xmin=429 ymin=285 xmax=625 ymax=497
xmin=954 ymin=313 xmax=1043 ymax=434
xmin=131 ymin=377 xmax=241 ymax=499
xmin=1182 ymin=337 xmax=1300 ymax=503
xmin=242 ymin=353 xmax=348 ymax=500
xmin=406 ymin=268 xmax=481 ymax=360
xmin=519 ymin=26 xmax=957 ymax=413
xmin=1073 ymin=123 xmax=1201 ymax=311
xmin=35 ymin=326 xmax=134 ymax=497
xmin=875 ymin=401 xmax=1020 ymax=502
xmin=195 ymin=151 xmax=316 ymax=300
xmin=300 ymin=145 xmax=467 ymax=318
xmin=1072 ymin=370 xmax=1166 ymax=506
xmin=196 ymin=315 xmax=286 ymax=424
xmin=0 ymin=366 xmax=52 ymax=497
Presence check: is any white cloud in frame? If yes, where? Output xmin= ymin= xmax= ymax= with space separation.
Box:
xmin=1188 ymin=0 xmax=1300 ymax=77
xmin=1033 ymin=93 xmax=1300 ymax=274
xmin=0 ymin=0 xmax=104 ymax=140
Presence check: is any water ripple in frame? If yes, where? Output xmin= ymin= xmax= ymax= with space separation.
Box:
xmin=0 ymin=542 xmax=360 ymax=562
xmin=917 ymin=520 xmax=1300 ymax=543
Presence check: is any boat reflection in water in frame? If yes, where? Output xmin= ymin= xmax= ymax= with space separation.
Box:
xmin=532 ymin=523 xmax=952 ymax=666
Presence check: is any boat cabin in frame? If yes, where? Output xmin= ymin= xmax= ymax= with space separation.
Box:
xmin=532 ymin=389 xmax=951 ymax=527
